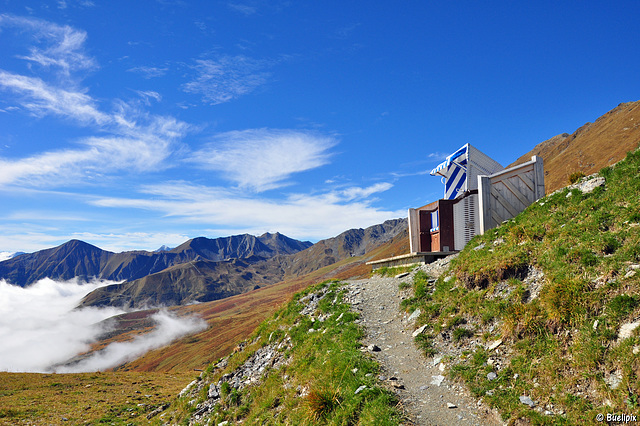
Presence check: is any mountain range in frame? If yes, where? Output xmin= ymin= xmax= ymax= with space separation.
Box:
xmin=0 ymin=219 xmax=407 ymax=309
xmin=0 ymin=232 xmax=311 ymax=288
xmin=77 ymin=218 xmax=407 ymax=309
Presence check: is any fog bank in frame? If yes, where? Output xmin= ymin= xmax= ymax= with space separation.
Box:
xmin=0 ymin=278 xmax=206 ymax=373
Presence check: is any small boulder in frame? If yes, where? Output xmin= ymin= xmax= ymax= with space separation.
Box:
xmin=487 ymin=339 xmax=503 ymax=351
xmin=519 ymin=395 xmax=536 ymax=408
xmin=407 ymin=309 xmax=421 ymax=322
xmin=430 ymin=375 xmax=445 ymax=386
xmin=618 ymin=321 xmax=640 ymax=342
xmin=412 ymin=325 xmax=428 ymax=337
xmin=605 ymin=370 xmax=623 ymax=390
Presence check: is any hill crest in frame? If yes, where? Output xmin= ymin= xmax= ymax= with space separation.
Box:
xmin=509 ymin=100 xmax=640 ymax=193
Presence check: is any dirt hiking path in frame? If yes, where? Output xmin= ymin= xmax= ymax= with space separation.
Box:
xmin=345 ymin=260 xmax=504 ymax=426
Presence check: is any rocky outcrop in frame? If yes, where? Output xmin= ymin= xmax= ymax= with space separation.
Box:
xmin=183 ymin=336 xmax=293 ymax=421
xmin=174 ymin=283 xmax=347 ymax=424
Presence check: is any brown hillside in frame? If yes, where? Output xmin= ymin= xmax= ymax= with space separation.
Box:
xmin=81 ymin=231 xmax=407 ymax=373
xmin=509 ymin=100 xmax=640 ymax=193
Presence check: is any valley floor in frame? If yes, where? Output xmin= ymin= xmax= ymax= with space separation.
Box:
xmin=345 ymin=261 xmax=504 ymax=426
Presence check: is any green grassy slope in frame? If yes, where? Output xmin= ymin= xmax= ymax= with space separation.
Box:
xmin=161 ymin=280 xmax=403 ymax=425
xmin=402 ymin=148 xmax=640 ymax=424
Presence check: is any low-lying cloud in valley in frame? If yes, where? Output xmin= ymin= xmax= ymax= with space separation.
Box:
xmin=0 ymin=278 xmax=206 ymax=373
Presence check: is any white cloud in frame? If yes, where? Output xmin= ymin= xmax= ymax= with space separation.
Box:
xmin=0 ymin=278 xmax=206 ymax=373
xmin=135 ymin=90 xmax=162 ymax=104
xmin=192 ymin=129 xmax=336 ymax=192
xmin=0 ymin=252 xmax=15 ymax=262
xmin=0 ymin=278 xmax=124 ymax=372
xmin=4 ymin=210 xmax=90 ymax=223
xmin=0 ymin=128 xmax=184 ymax=187
xmin=127 ymin=66 xmax=169 ymax=79
xmin=0 ymin=16 xmax=190 ymax=189
xmin=427 ymin=151 xmax=448 ymax=160
xmin=183 ymin=55 xmax=270 ymax=105
xmin=339 ymin=182 xmax=394 ymax=201
xmin=0 ymin=148 xmax=96 ymax=186
xmin=0 ymin=71 xmax=109 ymax=124
xmin=227 ymin=3 xmax=258 ymax=15
xmin=55 ymin=311 xmax=206 ymax=373
xmin=91 ymin=181 xmax=403 ymax=241
xmin=0 ymin=14 xmax=97 ymax=77
xmin=0 ymin=86 xmax=188 ymax=187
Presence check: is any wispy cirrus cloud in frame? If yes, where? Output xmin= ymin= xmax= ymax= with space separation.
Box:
xmin=182 ymin=55 xmax=271 ymax=105
xmin=0 ymin=110 xmax=188 ymax=187
xmin=0 ymin=148 xmax=95 ymax=187
xmin=338 ymin=182 xmax=394 ymax=201
xmin=57 ymin=0 xmax=96 ymax=9
xmin=90 ymin=180 xmax=401 ymax=241
xmin=191 ymin=129 xmax=336 ymax=192
xmin=134 ymin=90 xmax=162 ymax=105
xmin=127 ymin=65 xmax=169 ymax=79
xmin=227 ymin=3 xmax=258 ymax=15
xmin=0 ymin=71 xmax=109 ymax=124
xmin=0 ymin=16 xmax=189 ymax=188
xmin=0 ymin=14 xmax=97 ymax=78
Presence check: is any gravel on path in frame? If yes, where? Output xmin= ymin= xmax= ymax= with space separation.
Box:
xmin=345 ymin=262 xmax=504 ymax=426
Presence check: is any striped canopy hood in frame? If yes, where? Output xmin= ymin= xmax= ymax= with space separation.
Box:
xmin=430 ymin=143 xmax=504 ymax=200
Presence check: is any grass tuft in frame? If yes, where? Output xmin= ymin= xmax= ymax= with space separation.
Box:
xmin=306 ymin=388 xmax=341 ymax=421
xmin=568 ymin=171 xmax=586 ymax=184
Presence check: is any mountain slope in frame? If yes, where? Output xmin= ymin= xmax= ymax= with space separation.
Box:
xmin=0 ymin=240 xmax=112 ymax=286
xmin=509 ymin=100 xmax=640 ymax=193
xmin=168 ymin=233 xmax=311 ymax=263
xmin=78 ymin=257 xmax=285 ymax=309
xmin=68 ymin=223 xmax=411 ymax=373
xmin=280 ymin=218 xmax=408 ymax=278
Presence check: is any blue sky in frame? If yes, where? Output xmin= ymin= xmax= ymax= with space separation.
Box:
xmin=0 ymin=0 xmax=638 ymax=253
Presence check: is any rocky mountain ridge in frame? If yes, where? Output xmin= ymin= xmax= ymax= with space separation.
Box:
xmin=78 ymin=219 xmax=408 ymax=309
xmin=0 ymin=218 xmax=407 ymax=309
xmin=0 ymin=233 xmax=312 ymax=287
